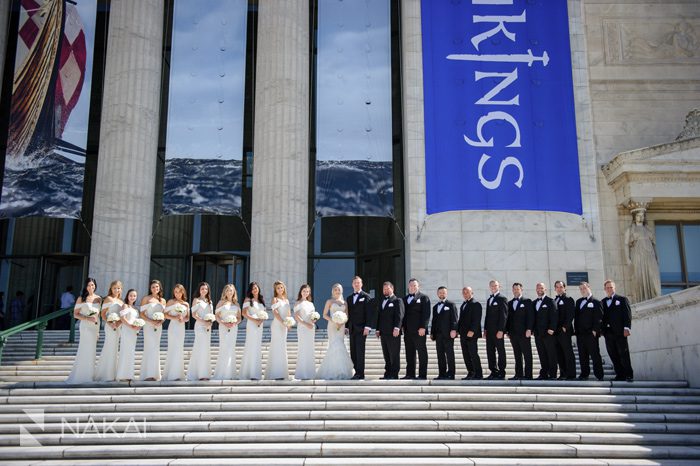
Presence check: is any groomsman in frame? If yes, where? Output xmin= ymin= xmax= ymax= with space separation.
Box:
xmin=574 ymin=282 xmax=604 ymax=381
xmin=347 ymin=276 xmax=373 ymax=379
xmin=602 ymin=280 xmax=634 ymax=382
xmin=506 ymin=283 xmax=535 ymax=380
xmin=430 ymin=286 xmax=457 ymax=380
xmin=457 ymin=286 xmax=483 ymax=380
xmin=402 ymin=278 xmax=431 ymax=379
xmin=375 ymin=282 xmax=404 ymax=379
xmin=533 ymin=283 xmax=559 ymax=380
xmin=484 ymin=280 xmax=508 ymax=380
xmin=554 ymin=281 xmax=577 ymax=380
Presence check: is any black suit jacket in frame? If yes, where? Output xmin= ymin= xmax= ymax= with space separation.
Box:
xmin=506 ymin=297 xmax=535 ymax=337
xmin=431 ymin=300 xmax=457 ymax=338
xmin=484 ymin=294 xmax=508 ymax=334
xmin=574 ymin=296 xmax=603 ymax=335
xmin=402 ymin=292 xmax=431 ymax=333
xmin=555 ymin=294 xmax=576 ymax=334
xmin=533 ymin=296 xmax=558 ymax=336
xmin=457 ymin=299 xmax=482 ymax=338
xmin=346 ymin=290 xmax=374 ymax=334
xmin=602 ymin=294 xmax=632 ymax=336
xmin=375 ymin=294 xmax=404 ymax=335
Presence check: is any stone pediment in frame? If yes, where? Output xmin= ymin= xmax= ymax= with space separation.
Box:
xmin=602 ymin=136 xmax=700 ymax=210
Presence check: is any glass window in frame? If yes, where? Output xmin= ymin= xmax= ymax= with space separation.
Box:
xmin=655 ymin=222 xmax=700 ymax=293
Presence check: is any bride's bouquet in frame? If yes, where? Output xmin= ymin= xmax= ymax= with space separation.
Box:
xmin=310 ymin=311 xmax=321 ymax=323
xmin=283 ymin=316 xmax=296 ymax=328
xmin=331 ymin=311 xmax=348 ymax=330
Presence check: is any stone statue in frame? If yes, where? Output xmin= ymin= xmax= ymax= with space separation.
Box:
xmin=624 ymin=210 xmax=661 ymax=302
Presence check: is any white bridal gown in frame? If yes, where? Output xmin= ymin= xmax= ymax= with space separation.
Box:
xmin=239 ymin=301 xmax=266 ymax=380
xmin=66 ymin=302 xmax=101 ymax=383
xmin=213 ymin=303 xmax=240 ymax=380
xmin=265 ymin=299 xmax=290 ymax=380
xmin=116 ymin=306 xmax=139 ymax=381
xmin=140 ymin=302 xmax=164 ymax=380
xmin=316 ymin=302 xmax=353 ymax=380
xmin=95 ymin=301 xmax=121 ymax=381
xmin=186 ymin=301 xmax=213 ymax=381
xmin=294 ymin=300 xmax=316 ymax=380
xmin=163 ymin=303 xmax=187 ymax=381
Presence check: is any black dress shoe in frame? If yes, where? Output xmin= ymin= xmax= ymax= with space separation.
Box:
xmin=416 ymin=376 xmax=427 ymax=380
xmin=613 ymin=375 xmax=625 ymax=381
xmin=522 ymin=376 xmax=533 ymax=380
xmin=401 ymin=375 xmax=416 ymax=380
xmin=462 ymin=375 xmax=472 ymax=380
xmin=472 ymin=375 xmax=483 ymax=380
xmin=566 ymin=376 xmax=577 ymax=380
xmin=486 ymin=373 xmax=497 ymax=380
xmin=433 ymin=376 xmax=447 ymax=380
xmin=596 ymin=377 xmax=604 ymax=381
xmin=626 ymin=377 xmax=633 ymax=382
xmin=557 ymin=375 xmax=566 ymax=380
xmin=495 ymin=374 xmax=506 ymax=380
xmin=508 ymin=376 xmax=521 ymax=380
xmin=536 ymin=375 xmax=548 ymax=380
xmin=351 ymin=375 xmax=364 ymax=380
xmin=577 ymin=375 xmax=589 ymax=380
xmin=466 ymin=373 xmax=474 ymax=379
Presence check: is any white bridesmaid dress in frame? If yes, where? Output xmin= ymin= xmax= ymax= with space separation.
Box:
xmin=265 ymin=299 xmax=290 ymax=380
xmin=95 ymin=301 xmax=121 ymax=381
xmin=294 ymin=300 xmax=316 ymax=380
xmin=239 ymin=301 xmax=265 ymax=380
xmin=186 ymin=301 xmax=213 ymax=381
xmin=66 ymin=302 xmax=101 ymax=383
xmin=316 ymin=302 xmax=353 ymax=380
xmin=163 ymin=303 xmax=187 ymax=381
xmin=212 ymin=303 xmax=240 ymax=380
xmin=116 ymin=306 xmax=139 ymax=381
xmin=140 ymin=302 xmax=164 ymax=380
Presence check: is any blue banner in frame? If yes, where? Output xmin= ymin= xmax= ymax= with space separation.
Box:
xmin=421 ymin=0 xmax=582 ymax=215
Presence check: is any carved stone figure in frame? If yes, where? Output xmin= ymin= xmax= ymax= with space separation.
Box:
xmin=625 ymin=209 xmax=661 ymax=302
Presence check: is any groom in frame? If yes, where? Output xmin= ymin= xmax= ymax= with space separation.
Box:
xmin=375 ymin=281 xmax=405 ymax=379
xmin=347 ymin=276 xmax=373 ymax=379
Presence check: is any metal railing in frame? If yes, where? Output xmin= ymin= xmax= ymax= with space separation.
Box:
xmin=0 ymin=307 xmax=76 ymax=365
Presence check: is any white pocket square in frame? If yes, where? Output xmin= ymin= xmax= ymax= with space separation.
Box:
xmin=416 ymin=299 xmax=421 ymax=303
xmin=615 ymin=300 xmax=620 ymax=306
xmin=444 ymin=307 xmax=450 ymax=310
xmin=519 ymin=304 xmax=525 ymax=308
xmin=359 ymin=298 xmax=365 ymax=302
xmin=388 ymin=303 xmax=394 ymax=307
xmin=587 ymin=302 xmax=594 ymax=308
xmin=542 ymin=304 xmax=548 ymax=308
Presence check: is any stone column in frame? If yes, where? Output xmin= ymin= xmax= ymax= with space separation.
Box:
xmin=249 ymin=0 xmax=309 ymax=297
xmin=88 ymin=0 xmax=164 ymax=294
xmin=0 ymin=0 xmax=11 ymax=90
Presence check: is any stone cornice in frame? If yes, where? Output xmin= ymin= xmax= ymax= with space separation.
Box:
xmin=632 ymin=286 xmax=700 ymax=320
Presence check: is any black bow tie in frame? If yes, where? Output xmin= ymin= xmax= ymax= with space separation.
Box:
xmin=536 ymin=298 xmax=542 ymax=301
xmin=489 ymin=295 xmax=494 ymax=299
xmin=408 ymin=294 xmax=415 ymax=297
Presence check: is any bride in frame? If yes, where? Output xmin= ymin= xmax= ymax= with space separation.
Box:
xmin=316 ymin=283 xmax=353 ymax=380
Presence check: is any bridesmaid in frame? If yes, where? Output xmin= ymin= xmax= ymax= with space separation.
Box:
xmin=139 ymin=280 xmax=166 ymax=381
xmin=294 ymin=284 xmax=316 ymax=380
xmin=116 ymin=289 xmax=141 ymax=382
xmin=265 ymin=281 xmax=290 ymax=380
xmin=95 ymin=280 xmax=124 ymax=381
xmin=66 ymin=278 xmax=101 ymax=383
xmin=163 ymin=284 xmax=190 ymax=381
xmin=212 ymin=284 xmax=241 ymax=380
xmin=186 ymin=282 xmax=214 ymax=381
xmin=239 ymin=282 xmax=266 ymax=380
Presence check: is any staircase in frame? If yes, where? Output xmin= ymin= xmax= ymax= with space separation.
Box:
xmin=0 ymin=329 xmax=699 ymax=465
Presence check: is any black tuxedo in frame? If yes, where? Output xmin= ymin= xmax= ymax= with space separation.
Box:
xmin=457 ymin=299 xmax=482 ymax=378
xmin=346 ymin=290 xmax=373 ymax=378
xmin=376 ymin=294 xmax=404 ymax=379
xmin=533 ymin=296 xmax=558 ymax=379
xmin=574 ymin=296 xmax=604 ymax=379
xmin=507 ymin=297 xmax=535 ymax=378
xmin=555 ymin=294 xmax=577 ymax=379
xmin=484 ymin=294 xmax=508 ymax=377
xmin=602 ymin=294 xmax=633 ymax=380
xmin=402 ymin=292 xmax=431 ymax=378
xmin=431 ymin=300 xmax=457 ymax=378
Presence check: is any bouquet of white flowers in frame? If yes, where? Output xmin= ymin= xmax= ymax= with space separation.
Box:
xmin=283 ymin=316 xmax=296 ymax=328
xmin=151 ymin=311 xmax=165 ymax=321
xmin=133 ymin=318 xmax=145 ymax=328
xmin=222 ymin=314 xmax=237 ymax=324
xmin=310 ymin=311 xmax=321 ymax=322
xmin=79 ymin=306 xmax=99 ymax=318
xmin=107 ymin=313 xmax=120 ymax=323
xmin=332 ymin=311 xmax=348 ymax=331
xmin=204 ymin=313 xmax=216 ymax=322
xmin=169 ymin=304 xmax=187 ymax=317
xmin=255 ymin=309 xmax=269 ymax=321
